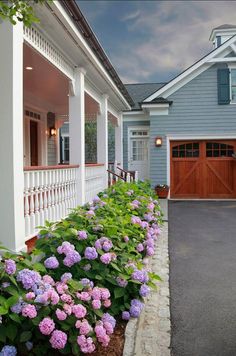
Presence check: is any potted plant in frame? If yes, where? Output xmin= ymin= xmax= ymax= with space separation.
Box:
xmin=155 ymin=184 xmax=169 ymax=198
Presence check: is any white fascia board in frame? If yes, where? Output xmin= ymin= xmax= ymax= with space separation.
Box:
xmin=144 ymin=35 xmax=236 ymax=102
xmin=208 ymin=57 xmax=236 ymax=63
xmin=141 ymin=103 xmax=169 ymax=109
xmin=84 ymin=80 xmax=102 ymax=105
xmin=51 ymin=1 xmax=130 ymax=110
xmin=123 ymin=110 xmax=144 ymax=115
xmin=108 ymin=101 xmax=120 ymax=120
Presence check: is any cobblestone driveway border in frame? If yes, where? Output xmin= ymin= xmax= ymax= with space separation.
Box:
xmin=123 ymin=222 xmax=170 ymax=356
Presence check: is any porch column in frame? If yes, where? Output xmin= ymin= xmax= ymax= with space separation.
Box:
xmin=97 ymin=94 xmax=109 ymax=168
xmin=0 ymin=21 xmax=26 ymax=251
xmin=69 ymin=68 xmax=86 ymax=205
xmin=115 ymin=113 xmax=123 ymax=167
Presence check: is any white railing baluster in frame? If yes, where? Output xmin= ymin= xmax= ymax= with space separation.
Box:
xmin=24 ymin=172 xmax=30 ymax=237
xmin=24 ymin=166 xmax=80 ymax=240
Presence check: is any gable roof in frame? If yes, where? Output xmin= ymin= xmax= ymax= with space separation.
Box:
xmin=124 ymin=83 xmax=166 ymax=110
xmin=60 ymin=0 xmax=134 ymax=107
xmin=213 ymin=24 xmax=236 ymax=30
xmin=144 ymin=34 xmax=236 ymax=103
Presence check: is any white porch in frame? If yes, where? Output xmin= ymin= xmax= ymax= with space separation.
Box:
xmin=0 ymin=3 xmax=130 ymax=251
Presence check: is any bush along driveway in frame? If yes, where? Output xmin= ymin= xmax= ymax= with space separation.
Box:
xmin=169 ymin=200 xmax=236 ymax=356
xmin=0 ymin=181 xmax=163 ymax=355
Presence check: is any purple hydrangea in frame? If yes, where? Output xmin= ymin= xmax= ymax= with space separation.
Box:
xmin=84 ymin=247 xmax=98 ymax=260
xmin=17 ymin=269 xmax=41 ymax=290
xmin=130 ymin=299 xmax=144 ymax=318
xmin=44 ymin=257 xmax=59 ymax=269
xmin=61 ymin=273 xmax=72 ymax=283
xmin=63 ymin=251 xmax=81 ymax=267
xmin=136 ymin=243 xmax=144 ymax=252
xmin=77 ymin=231 xmax=87 ymax=240
xmin=93 ymin=196 xmax=101 ymax=203
xmin=102 ymin=313 xmax=116 ymax=328
xmin=0 ymin=345 xmax=17 ymax=356
xmin=25 ymin=342 xmax=33 ymax=351
xmin=11 ymin=298 xmax=26 ymax=314
xmin=57 ymin=241 xmax=75 ymax=255
xmin=132 ymin=269 xmax=149 ymax=284
xmin=122 ymin=311 xmax=130 ymax=320
xmin=4 ymin=259 xmax=16 ymax=275
xmin=116 ymin=277 xmax=128 ymax=288
xmin=139 ymin=284 xmax=150 ymax=297
xmin=131 ymin=216 xmax=141 ymax=225
xmin=80 ymin=278 xmax=94 ymax=289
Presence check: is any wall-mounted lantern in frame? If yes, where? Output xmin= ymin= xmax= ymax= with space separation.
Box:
xmin=155 ymin=137 xmax=162 ymax=147
xmin=50 ymin=127 xmax=57 ymax=136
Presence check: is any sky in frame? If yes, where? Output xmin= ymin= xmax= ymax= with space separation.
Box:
xmin=77 ymin=0 xmax=236 ymax=84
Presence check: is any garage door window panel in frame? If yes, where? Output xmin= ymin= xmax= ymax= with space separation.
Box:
xmin=206 ymin=142 xmax=234 ymax=158
xmin=172 ymin=143 xmax=199 ymax=158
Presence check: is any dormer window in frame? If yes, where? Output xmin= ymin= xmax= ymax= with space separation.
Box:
xmin=216 ymin=36 xmax=221 ymax=47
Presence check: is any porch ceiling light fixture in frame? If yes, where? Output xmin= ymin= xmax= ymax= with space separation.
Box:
xmin=155 ymin=137 xmax=162 ymax=147
xmin=50 ymin=127 xmax=57 ymax=136
xmin=25 ymin=66 xmax=33 ymax=70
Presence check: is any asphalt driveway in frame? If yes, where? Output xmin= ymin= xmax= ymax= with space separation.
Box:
xmin=169 ymin=201 xmax=236 ymax=356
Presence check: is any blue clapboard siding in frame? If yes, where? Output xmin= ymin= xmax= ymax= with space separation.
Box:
xmin=150 ymin=64 xmax=236 ymax=185
xmin=123 ymin=120 xmax=150 ymax=170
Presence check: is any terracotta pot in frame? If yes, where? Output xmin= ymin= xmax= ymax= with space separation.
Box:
xmin=155 ymin=186 xmax=169 ymax=199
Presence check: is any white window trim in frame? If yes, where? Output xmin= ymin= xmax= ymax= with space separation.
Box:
xmin=229 ymin=65 xmax=236 ymax=104
xmin=127 ymin=126 xmax=150 ymax=169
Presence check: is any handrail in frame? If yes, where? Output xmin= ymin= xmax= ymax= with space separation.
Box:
xmin=107 ymin=169 xmax=125 ymax=181
xmin=24 ymin=164 xmax=79 ymax=171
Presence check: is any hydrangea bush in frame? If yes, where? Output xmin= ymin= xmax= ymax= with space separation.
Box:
xmin=0 ymin=181 xmax=162 ymax=355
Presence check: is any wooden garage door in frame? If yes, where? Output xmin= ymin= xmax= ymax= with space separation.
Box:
xmin=170 ymin=140 xmax=236 ymax=198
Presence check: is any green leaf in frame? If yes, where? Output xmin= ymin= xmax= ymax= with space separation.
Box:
xmin=0 ymin=306 xmax=8 ymax=315
xmin=9 ymin=313 xmax=21 ymax=324
xmin=110 ymin=263 xmax=121 ymax=272
xmin=20 ymin=331 xmax=32 ymax=342
xmin=33 ymin=262 xmax=47 ymax=273
xmin=94 ymin=309 xmax=103 ymax=317
xmin=6 ymin=323 xmax=17 ymax=341
xmin=0 ymin=326 xmax=6 ymax=342
xmin=6 ymin=295 xmax=19 ymax=308
xmin=114 ymin=287 xmax=125 ymax=298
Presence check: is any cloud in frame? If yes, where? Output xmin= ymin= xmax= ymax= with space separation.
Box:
xmin=112 ymin=1 xmax=236 ymax=83
xmin=121 ymin=10 xmax=140 ymax=22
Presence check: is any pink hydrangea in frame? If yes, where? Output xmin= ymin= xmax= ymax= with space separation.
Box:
xmin=72 ymin=304 xmax=87 ymax=319
xmin=79 ymin=292 xmax=91 ymax=302
xmin=39 ymin=317 xmax=55 ymax=335
xmin=91 ymin=287 xmax=101 ymax=300
xmin=79 ymin=320 xmax=93 ymax=335
xmin=100 ymin=252 xmax=116 ymax=265
xmin=103 ymin=299 xmax=111 ymax=308
xmin=60 ymin=294 xmax=72 ymax=304
xmin=56 ymin=309 xmax=67 ymax=321
xmin=49 ymin=330 xmax=67 ymax=349
xmin=94 ymin=324 xmax=110 ymax=347
xmin=21 ymin=304 xmax=37 ymax=319
xmin=56 ymin=282 xmax=68 ymax=295
xmin=47 ymin=290 xmax=60 ymax=305
xmin=92 ymin=299 xmax=101 ymax=309
xmin=100 ymin=288 xmax=110 ymax=300
xmin=42 ymin=275 xmax=55 ymax=285
xmin=77 ymin=335 xmax=96 ymax=353
xmin=25 ymin=292 xmax=35 ymax=300
xmin=63 ymin=303 xmax=72 ymax=315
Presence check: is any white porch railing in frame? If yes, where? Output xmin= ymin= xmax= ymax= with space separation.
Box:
xmin=85 ymin=164 xmax=107 ymax=202
xmin=24 ymin=165 xmax=79 ymax=239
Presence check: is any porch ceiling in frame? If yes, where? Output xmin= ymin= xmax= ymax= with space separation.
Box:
xmin=24 ymin=43 xmax=69 ymax=115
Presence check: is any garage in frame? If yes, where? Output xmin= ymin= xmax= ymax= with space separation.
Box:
xmin=170 ymin=140 xmax=236 ymax=199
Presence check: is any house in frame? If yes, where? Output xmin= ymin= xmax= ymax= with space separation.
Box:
xmin=123 ymin=24 xmax=236 ymax=199
xmin=0 ymin=0 xmax=133 ymax=251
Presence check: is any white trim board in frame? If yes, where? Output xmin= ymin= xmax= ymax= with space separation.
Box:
xmin=144 ymin=35 xmax=236 ymax=101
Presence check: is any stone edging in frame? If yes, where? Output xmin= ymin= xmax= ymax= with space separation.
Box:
xmin=123 ymin=222 xmax=170 ymax=356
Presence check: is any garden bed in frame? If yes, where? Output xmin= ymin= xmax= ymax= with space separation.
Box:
xmin=0 ymin=181 xmax=162 ymax=355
